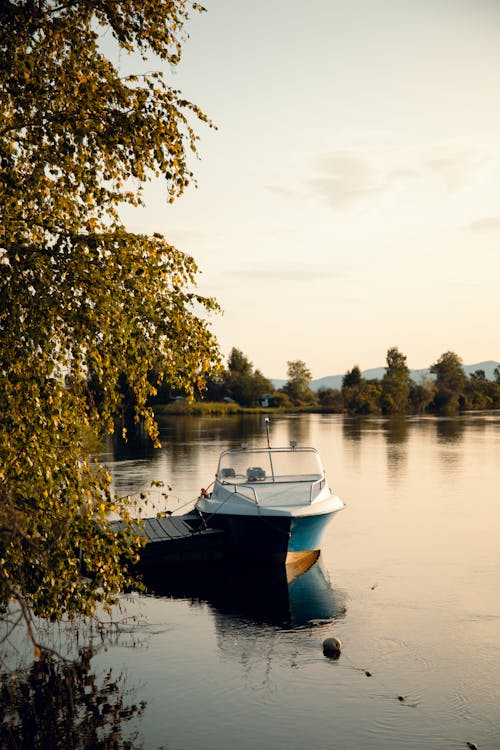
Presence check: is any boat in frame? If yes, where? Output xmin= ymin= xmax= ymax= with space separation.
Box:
xmin=194 ymin=427 xmax=344 ymax=567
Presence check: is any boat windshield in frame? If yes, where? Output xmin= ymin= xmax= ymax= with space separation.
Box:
xmin=216 ymin=447 xmax=324 ymax=484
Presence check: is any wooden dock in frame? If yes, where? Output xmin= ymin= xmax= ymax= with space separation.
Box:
xmin=110 ymin=515 xmax=225 ymax=567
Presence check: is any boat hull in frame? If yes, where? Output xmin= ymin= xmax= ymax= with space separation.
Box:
xmin=199 ymin=508 xmax=337 ymax=566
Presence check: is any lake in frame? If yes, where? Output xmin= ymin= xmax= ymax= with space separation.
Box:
xmin=88 ymin=411 xmax=500 ymax=750
xmin=6 ymin=412 xmax=499 ymax=750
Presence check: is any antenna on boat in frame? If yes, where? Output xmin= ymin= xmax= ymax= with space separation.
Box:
xmin=265 ymin=417 xmax=271 ymax=449
xmin=265 ymin=417 xmax=275 ymax=481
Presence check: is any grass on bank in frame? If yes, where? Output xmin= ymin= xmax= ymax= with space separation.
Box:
xmin=151 ymin=401 xmax=341 ymax=416
xmin=152 ymin=401 xmax=284 ymax=416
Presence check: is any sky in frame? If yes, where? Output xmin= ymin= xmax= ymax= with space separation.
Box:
xmin=117 ymin=0 xmax=500 ymax=380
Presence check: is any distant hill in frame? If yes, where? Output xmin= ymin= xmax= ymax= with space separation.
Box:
xmin=273 ymin=360 xmax=500 ymax=392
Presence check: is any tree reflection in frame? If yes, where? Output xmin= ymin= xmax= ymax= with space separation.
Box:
xmin=157 ymin=413 xmax=264 ymax=445
xmin=384 ymin=416 xmax=408 ymax=445
xmin=285 ymin=414 xmax=311 ymax=447
xmin=436 ymin=417 xmax=465 ymax=443
xmin=342 ymin=415 xmax=365 ymax=442
xmin=0 ymin=649 xmax=146 ymax=750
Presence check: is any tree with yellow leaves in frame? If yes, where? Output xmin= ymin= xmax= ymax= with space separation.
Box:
xmin=0 ymin=1 xmax=219 ymax=646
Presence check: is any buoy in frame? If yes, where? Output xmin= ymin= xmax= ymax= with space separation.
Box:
xmin=322 ymin=636 xmax=342 ymax=658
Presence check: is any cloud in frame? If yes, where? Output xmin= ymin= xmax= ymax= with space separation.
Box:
xmin=424 ymin=152 xmax=488 ymax=189
xmin=306 ymin=152 xmax=387 ymax=210
xmin=307 ymin=153 xmax=387 ymax=209
xmin=220 ymin=262 xmax=348 ymax=283
xmin=265 ymin=184 xmax=302 ymax=200
xmin=267 ymin=143 xmax=496 ymax=212
xmin=467 ymin=216 xmax=500 ymax=232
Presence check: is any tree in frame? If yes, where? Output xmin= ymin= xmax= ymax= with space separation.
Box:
xmin=381 ymin=346 xmax=410 ymax=414
xmin=469 ymin=369 xmax=486 ymax=381
xmin=408 ymin=375 xmax=435 ymax=414
xmin=341 ymin=365 xmax=381 ymax=414
xmin=317 ymin=387 xmax=344 ymax=412
xmin=343 ymin=381 xmax=382 ymax=415
xmin=429 ymin=352 xmax=466 ymax=415
xmin=0 ymin=2 xmax=220 ymax=642
xmin=430 ymin=352 xmax=466 ymax=392
xmin=227 ymin=348 xmax=253 ymax=377
xmin=282 ymin=360 xmax=316 ymax=405
xmin=223 ymin=348 xmax=273 ymax=406
xmin=342 ymin=365 xmax=362 ymax=390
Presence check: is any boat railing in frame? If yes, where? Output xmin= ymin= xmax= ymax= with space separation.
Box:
xmin=309 ymin=477 xmax=326 ymax=502
xmin=229 ymin=483 xmax=260 ymax=505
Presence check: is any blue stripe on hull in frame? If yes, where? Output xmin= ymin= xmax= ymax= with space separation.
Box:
xmin=288 ymin=512 xmax=334 ymax=553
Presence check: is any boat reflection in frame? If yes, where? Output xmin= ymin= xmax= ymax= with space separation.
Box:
xmin=141 ymin=557 xmax=346 ymax=629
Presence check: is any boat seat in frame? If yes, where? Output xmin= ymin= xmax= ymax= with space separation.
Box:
xmin=247 ymin=466 xmax=266 ymax=482
xmin=220 ymin=467 xmax=236 ymax=479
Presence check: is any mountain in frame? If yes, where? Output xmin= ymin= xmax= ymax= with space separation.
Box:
xmin=272 ymin=361 xmax=500 ymax=392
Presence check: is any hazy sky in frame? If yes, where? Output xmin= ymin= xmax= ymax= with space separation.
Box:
xmin=118 ymin=0 xmax=500 ymax=379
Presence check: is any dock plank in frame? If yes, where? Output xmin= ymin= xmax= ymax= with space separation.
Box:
xmin=156 ymin=516 xmax=192 ymax=539
xmin=143 ymin=517 xmax=164 ymax=541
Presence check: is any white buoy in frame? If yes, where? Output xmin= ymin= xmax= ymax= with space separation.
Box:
xmin=322 ymin=636 xmax=342 ymax=658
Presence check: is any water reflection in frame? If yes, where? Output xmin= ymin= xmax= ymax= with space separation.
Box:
xmin=0 ymin=649 xmax=145 ymax=750
xmin=342 ymin=415 xmax=365 ymax=442
xmin=141 ymin=559 xmax=345 ymax=630
xmin=157 ymin=413 xmax=266 ymax=448
xmin=283 ymin=414 xmax=312 ymax=447
xmin=383 ymin=417 xmax=408 ymax=482
xmin=156 ymin=414 xmax=270 ymax=482
xmin=384 ymin=416 xmax=408 ymax=445
xmin=435 ymin=417 xmax=465 ymax=444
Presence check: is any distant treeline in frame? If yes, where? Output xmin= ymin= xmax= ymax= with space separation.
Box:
xmin=151 ymin=347 xmax=500 ymax=416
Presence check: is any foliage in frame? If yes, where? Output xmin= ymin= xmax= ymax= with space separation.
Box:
xmin=381 ymin=346 xmax=410 ymax=414
xmin=342 ymin=365 xmax=363 ymax=390
xmin=408 ymin=376 xmax=436 ymax=414
xmin=0 ymin=1 xmax=220 ymax=635
xmin=223 ymin=348 xmax=274 ymax=407
xmin=193 ymin=348 xmax=499 ymax=416
xmin=281 ymin=360 xmax=317 ymax=406
xmin=430 ymin=352 xmax=467 ymax=415
xmin=342 ymin=381 xmax=382 ymax=415
xmin=463 ymin=379 xmax=500 ymax=411
xmin=430 ymin=352 xmax=466 ymax=392
xmin=316 ymin=387 xmax=344 ymax=412
xmin=227 ymin=348 xmax=253 ymax=376
xmin=341 ymin=365 xmax=380 ymax=414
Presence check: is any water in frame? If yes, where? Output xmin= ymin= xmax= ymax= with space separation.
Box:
xmin=91 ymin=412 xmax=500 ymax=750
xmin=8 ymin=413 xmax=500 ymax=749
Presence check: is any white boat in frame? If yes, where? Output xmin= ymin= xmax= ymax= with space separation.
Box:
xmin=195 ymin=437 xmax=344 ymax=567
